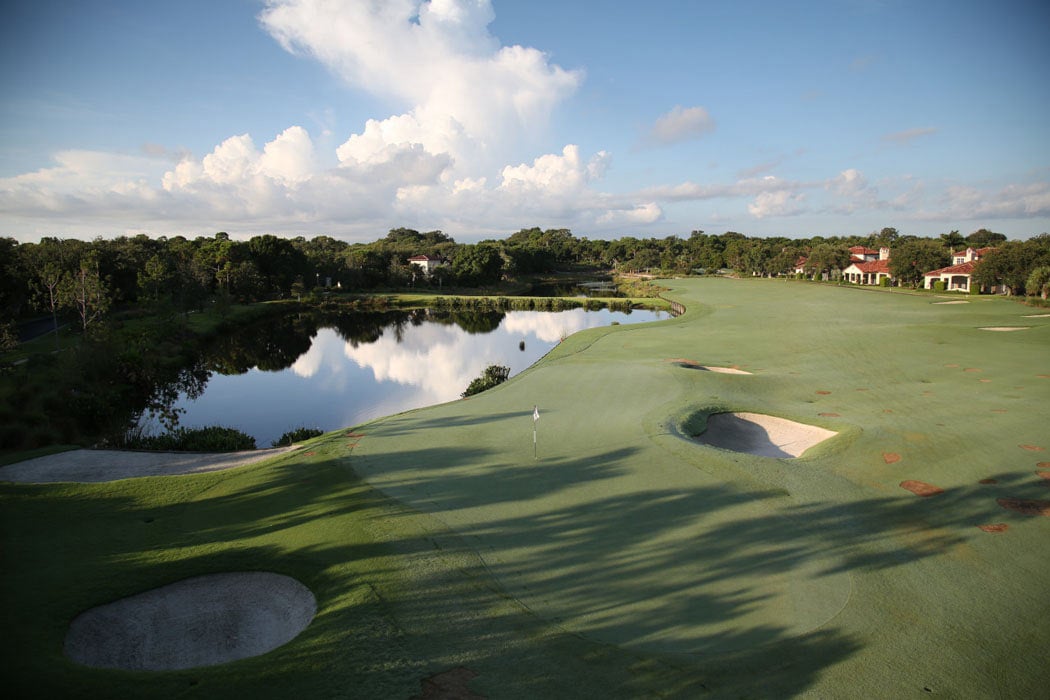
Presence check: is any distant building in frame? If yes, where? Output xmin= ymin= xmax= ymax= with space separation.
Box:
xmin=923 ymin=247 xmax=999 ymax=292
xmin=848 ymin=245 xmax=881 ymax=263
xmin=843 ymin=247 xmax=892 ymax=285
xmin=407 ymin=254 xmax=448 ymax=277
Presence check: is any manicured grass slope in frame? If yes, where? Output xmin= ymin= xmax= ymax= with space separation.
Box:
xmin=3 ymin=278 xmax=1048 ymax=698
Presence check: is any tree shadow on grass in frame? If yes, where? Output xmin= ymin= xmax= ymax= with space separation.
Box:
xmin=3 ymin=439 xmax=1047 ymax=698
xmin=359 ymin=408 xmax=529 ymax=437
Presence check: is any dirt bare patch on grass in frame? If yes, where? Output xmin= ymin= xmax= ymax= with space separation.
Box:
xmin=978 ymin=523 xmax=1009 ymax=533
xmin=689 ymin=411 xmax=836 ymax=458
xmin=900 ymin=480 xmax=944 ymax=497
xmin=64 ymin=572 xmax=316 ymax=671
xmin=882 ymin=452 xmax=901 ymax=464
xmin=413 ymin=667 xmax=484 ymax=700
xmin=997 ymin=498 xmax=1050 ymax=517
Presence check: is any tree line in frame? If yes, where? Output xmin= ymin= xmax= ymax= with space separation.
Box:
xmin=2 ymin=225 xmax=1049 ymax=341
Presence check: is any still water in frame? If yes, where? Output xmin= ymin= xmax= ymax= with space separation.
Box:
xmin=159 ymin=307 xmax=667 ymax=447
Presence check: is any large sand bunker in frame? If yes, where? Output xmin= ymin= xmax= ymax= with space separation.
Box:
xmin=64 ymin=572 xmax=316 ymax=671
xmin=0 ymin=447 xmax=296 ymax=484
xmin=691 ymin=412 xmax=837 ymax=458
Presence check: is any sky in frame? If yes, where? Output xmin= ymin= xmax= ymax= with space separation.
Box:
xmin=2 ymin=0 xmax=1049 ymax=243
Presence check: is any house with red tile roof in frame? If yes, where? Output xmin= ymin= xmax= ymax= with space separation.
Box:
xmin=843 ymin=247 xmax=893 ymax=285
xmin=923 ymin=247 xmax=998 ymax=292
xmin=848 ymin=245 xmax=881 ymax=263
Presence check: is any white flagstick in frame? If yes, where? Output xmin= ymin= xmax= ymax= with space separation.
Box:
xmin=532 ymin=405 xmax=539 ymax=459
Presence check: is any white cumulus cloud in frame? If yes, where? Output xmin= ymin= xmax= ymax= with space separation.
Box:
xmin=260 ymin=0 xmax=582 ymax=175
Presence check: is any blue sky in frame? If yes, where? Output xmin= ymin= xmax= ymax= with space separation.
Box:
xmin=2 ymin=0 xmax=1048 ymax=242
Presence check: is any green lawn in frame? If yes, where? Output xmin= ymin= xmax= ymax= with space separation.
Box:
xmin=2 ymin=278 xmax=1048 ymax=698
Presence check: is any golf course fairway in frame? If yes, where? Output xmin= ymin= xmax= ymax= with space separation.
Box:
xmin=2 ymin=277 xmax=1048 ymax=698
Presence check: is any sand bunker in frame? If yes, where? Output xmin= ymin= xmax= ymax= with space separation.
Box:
xmin=979 ymin=326 xmax=1030 ymax=331
xmin=669 ymin=359 xmax=752 ymax=374
xmin=1023 ymin=313 xmax=1050 ymax=318
xmin=933 ymin=300 xmax=969 ymax=305
xmin=64 ymin=572 xmax=316 ymax=671
xmin=0 ymin=447 xmax=296 ymax=484
xmin=692 ymin=412 xmax=836 ymax=458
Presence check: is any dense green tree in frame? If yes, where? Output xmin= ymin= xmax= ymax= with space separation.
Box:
xmin=246 ymin=234 xmax=309 ymax=297
xmin=1027 ymin=265 xmax=1050 ymax=299
xmin=96 ymin=234 xmax=159 ymax=304
xmin=966 ymin=228 xmax=1008 ymax=247
xmin=973 ymin=239 xmax=1050 ymax=295
xmin=804 ymin=243 xmax=849 ymax=279
xmin=227 ymin=260 xmax=267 ymax=301
xmin=0 ymin=237 xmax=30 ymax=320
xmin=196 ymin=233 xmax=242 ymax=292
xmin=888 ymin=239 xmax=949 ymax=287
xmin=295 ymin=235 xmax=349 ymax=288
xmin=870 ymin=227 xmax=900 ymax=248
xmin=451 ymin=244 xmax=503 ymax=286
xmin=138 ymin=254 xmax=172 ymax=306
xmin=686 ymin=231 xmax=725 ymax=271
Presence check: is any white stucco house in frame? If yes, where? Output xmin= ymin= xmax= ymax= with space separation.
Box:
xmin=407 ymin=254 xmax=448 ymax=277
xmin=843 ymin=247 xmax=892 ymax=285
xmin=923 ymin=247 xmax=997 ymax=292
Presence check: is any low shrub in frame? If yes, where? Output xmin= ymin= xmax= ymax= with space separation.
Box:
xmin=119 ymin=426 xmax=256 ymax=452
xmin=463 ymin=364 xmax=510 ymax=397
xmin=933 ymin=280 xmax=946 ymax=293
xmin=273 ymin=427 xmax=324 ymax=447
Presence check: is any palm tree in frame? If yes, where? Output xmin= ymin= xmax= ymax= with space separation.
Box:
xmin=940 ymin=230 xmax=965 ymax=254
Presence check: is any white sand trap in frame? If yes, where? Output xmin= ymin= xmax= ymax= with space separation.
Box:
xmin=694 ymin=412 xmax=836 ymax=458
xmin=65 ymin=572 xmax=316 ymax=671
xmin=0 ymin=446 xmax=296 ymax=484
xmin=670 ymin=359 xmax=752 ymax=374
xmin=933 ymin=300 xmax=969 ymax=305
xmin=1023 ymin=313 xmax=1050 ymax=318
xmin=979 ymin=326 xmax=1030 ymax=332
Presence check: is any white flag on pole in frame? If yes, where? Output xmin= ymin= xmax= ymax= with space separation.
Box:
xmin=533 ymin=405 xmax=540 ymax=422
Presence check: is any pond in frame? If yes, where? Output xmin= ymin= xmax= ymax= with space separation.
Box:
xmin=152 ymin=307 xmax=667 ymax=447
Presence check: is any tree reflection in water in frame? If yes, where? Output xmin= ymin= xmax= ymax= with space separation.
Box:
xmin=139 ymin=307 xmax=663 ymax=447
